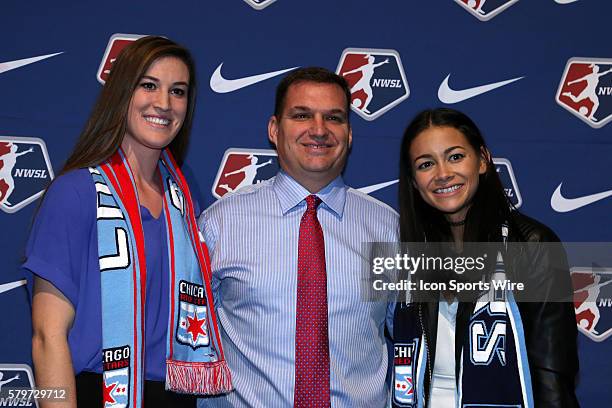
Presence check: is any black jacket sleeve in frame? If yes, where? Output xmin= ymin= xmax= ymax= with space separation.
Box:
xmin=510 ymin=214 xmax=579 ymax=408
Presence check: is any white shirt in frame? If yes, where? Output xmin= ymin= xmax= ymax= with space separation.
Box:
xmin=430 ymin=299 xmax=458 ymax=407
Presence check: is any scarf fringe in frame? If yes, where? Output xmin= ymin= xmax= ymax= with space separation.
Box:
xmin=166 ymin=360 xmax=233 ymax=395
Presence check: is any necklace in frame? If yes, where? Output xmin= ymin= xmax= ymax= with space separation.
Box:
xmin=448 ymin=219 xmax=466 ymax=227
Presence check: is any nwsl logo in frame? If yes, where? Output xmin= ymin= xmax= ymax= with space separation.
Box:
xmin=556 ymin=58 xmax=612 ymax=128
xmin=212 ymin=148 xmax=279 ymax=199
xmin=243 ymin=0 xmax=277 ymax=10
xmin=336 ymin=48 xmax=410 ymax=121
xmin=0 ymin=364 xmax=37 ymax=407
xmin=0 ymin=137 xmax=54 ymax=214
xmin=97 ymin=33 xmax=146 ymax=84
xmin=454 ymin=0 xmax=519 ymax=21
xmin=493 ymin=158 xmax=522 ymax=208
xmin=572 ymin=267 xmax=612 ymax=342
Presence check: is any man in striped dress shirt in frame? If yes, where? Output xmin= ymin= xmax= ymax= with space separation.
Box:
xmin=198 ymin=67 xmax=399 ymax=407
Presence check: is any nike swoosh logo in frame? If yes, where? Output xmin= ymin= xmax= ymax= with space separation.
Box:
xmin=438 ymin=74 xmax=524 ymax=104
xmin=357 ymin=179 xmax=398 ymax=194
xmin=0 ymin=52 xmax=63 ymax=75
xmin=554 ymin=0 xmax=578 ymax=4
xmin=551 ymin=183 xmax=612 ymax=213
xmin=210 ymin=63 xmax=298 ymax=93
xmin=0 ymin=280 xmax=27 ymax=295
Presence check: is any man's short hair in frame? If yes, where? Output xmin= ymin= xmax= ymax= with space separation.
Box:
xmin=274 ymin=67 xmax=352 ymax=122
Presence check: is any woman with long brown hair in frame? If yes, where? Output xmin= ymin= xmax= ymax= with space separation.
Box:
xmin=391 ymin=108 xmax=578 ymax=407
xmin=25 ymin=36 xmax=231 ymax=407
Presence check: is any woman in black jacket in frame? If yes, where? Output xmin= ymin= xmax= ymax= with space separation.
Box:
xmin=392 ymin=108 xmax=579 ymax=407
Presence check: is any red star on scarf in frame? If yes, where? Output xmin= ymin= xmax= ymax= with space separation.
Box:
xmin=186 ymin=312 xmax=206 ymax=342
xmin=103 ymin=381 xmax=117 ymax=405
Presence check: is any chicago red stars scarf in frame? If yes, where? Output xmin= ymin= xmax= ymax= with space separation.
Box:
xmin=392 ymin=251 xmax=532 ymax=408
xmin=91 ymin=149 xmax=231 ymax=407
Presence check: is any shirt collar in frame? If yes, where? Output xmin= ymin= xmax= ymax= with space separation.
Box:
xmin=273 ymin=170 xmax=347 ymax=218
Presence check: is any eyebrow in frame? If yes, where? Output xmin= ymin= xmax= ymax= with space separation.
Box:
xmin=288 ymin=106 xmax=347 ymax=116
xmin=413 ymin=145 xmax=465 ymax=162
xmin=327 ymin=108 xmax=347 ymax=116
xmin=141 ymin=75 xmax=189 ymax=87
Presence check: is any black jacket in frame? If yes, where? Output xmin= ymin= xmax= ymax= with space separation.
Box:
xmin=395 ymin=213 xmax=579 ymax=407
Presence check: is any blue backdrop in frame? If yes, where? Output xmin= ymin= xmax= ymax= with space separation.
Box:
xmin=1 ymin=0 xmax=610 ymax=406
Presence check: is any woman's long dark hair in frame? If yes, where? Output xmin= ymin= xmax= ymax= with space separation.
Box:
xmin=399 ymin=108 xmax=513 ymax=244
xmin=61 ymin=35 xmax=197 ymax=173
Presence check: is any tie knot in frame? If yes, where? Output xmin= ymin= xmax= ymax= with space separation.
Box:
xmin=305 ymin=194 xmax=322 ymax=211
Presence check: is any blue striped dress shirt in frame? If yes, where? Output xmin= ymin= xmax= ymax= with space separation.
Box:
xmin=198 ymin=171 xmax=399 ymax=407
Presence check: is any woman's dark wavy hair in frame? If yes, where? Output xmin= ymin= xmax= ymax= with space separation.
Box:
xmin=61 ymin=35 xmax=197 ymax=173
xmin=399 ymin=108 xmax=513 ymax=244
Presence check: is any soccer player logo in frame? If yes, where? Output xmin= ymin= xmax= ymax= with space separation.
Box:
xmin=493 ymin=158 xmax=522 ymax=208
xmin=336 ymin=48 xmax=410 ymax=121
xmin=97 ymin=33 xmax=146 ymax=84
xmin=212 ymin=148 xmax=279 ymax=199
xmin=572 ymin=267 xmax=612 ymax=342
xmin=454 ymin=0 xmax=519 ymax=21
xmin=0 ymin=137 xmax=54 ymax=214
xmin=0 ymin=371 xmax=20 ymax=392
xmin=243 ymin=0 xmax=277 ymax=10
xmin=556 ymin=58 xmax=612 ymax=128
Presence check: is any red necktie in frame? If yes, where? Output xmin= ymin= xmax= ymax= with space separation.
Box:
xmin=294 ymin=194 xmax=330 ymax=407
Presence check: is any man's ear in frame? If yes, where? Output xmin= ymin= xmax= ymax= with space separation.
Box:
xmin=268 ymin=115 xmax=279 ymax=146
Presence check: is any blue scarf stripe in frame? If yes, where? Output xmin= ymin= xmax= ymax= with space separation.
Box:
xmin=457 ymin=349 xmax=464 ymax=407
xmin=160 ymin=152 xmax=209 ymax=268
xmin=416 ymin=336 xmax=426 ymax=408
xmin=94 ymin=164 xmax=145 ymax=408
xmin=159 ymin=153 xmax=212 ymax=281
xmin=506 ymin=291 xmax=534 ymax=408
